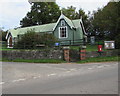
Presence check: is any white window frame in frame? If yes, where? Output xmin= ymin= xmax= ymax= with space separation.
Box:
xmin=59 ymin=26 xmax=68 ymax=39
xmin=61 ymin=20 xmax=65 ymax=26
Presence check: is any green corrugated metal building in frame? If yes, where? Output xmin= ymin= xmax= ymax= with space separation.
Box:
xmin=6 ymin=13 xmax=87 ymax=48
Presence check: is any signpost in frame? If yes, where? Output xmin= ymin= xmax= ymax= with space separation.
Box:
xmin=90 ymin=36 xmax=95 ymax=44
xmin=104 ymin=41 xmax=115 ymax=49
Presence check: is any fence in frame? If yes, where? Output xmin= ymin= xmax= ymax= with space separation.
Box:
xmin=4 ymin=39 xmax=85 ymax=49
xmin=59 ymin=39 xmax=85 ymax=46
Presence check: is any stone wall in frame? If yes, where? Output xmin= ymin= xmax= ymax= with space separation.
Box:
xmin=70 ymin=50 xmax=118 ymax=61
xmin=86 ymin=50 xmax=118 ymax=58
xmin=1 ymin=49 xmax=118 ymax=61
xmin=2 ymin=49 xmax=63 ymax=60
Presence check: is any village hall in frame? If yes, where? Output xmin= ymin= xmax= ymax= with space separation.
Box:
xmin=6 ymin=12 xmax=87 ymax=48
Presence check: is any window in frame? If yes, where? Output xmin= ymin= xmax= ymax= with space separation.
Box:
xmin=61 ymin=20 xmax=65 ymax=26
xmin=59 ymin=27 xmax=67 ymax=38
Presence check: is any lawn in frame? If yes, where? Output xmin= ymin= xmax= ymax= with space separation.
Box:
xmin=0 ymin=41 xmax=113 ymax=52
xmin=1 ymin=58 xmax=66 ymax=63
xmin=1 ymin=56 xmax=118 ymax=63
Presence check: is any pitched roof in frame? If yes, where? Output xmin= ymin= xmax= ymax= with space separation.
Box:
xmin=6 ymin=14 xmax=85 ymax=38
xmin=53 ymin=14 xmax=75 ymax=30
xmin=7 ymin=23 xmax=56 ymax=38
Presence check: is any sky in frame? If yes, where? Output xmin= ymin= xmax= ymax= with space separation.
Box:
xmin=0 ymin=0 xmax=110 ymax=31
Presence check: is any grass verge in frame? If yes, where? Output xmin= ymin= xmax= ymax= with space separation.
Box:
xmin=77 ymin=56 xmax=119 ymax=63
xmin=1 ymin=58 xmax=66 ymax=63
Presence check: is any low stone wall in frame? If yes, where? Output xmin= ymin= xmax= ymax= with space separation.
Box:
xmin=2 ymin=49 xmax=63 ymax=60
xmin=1 ymin=49 xmax=118 ymax=61
xmin=86 ymin=50 xmax=118 ymax=58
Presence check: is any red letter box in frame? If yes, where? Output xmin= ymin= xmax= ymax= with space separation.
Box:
xmin=98 ymin=45 xmax=102 ymax=52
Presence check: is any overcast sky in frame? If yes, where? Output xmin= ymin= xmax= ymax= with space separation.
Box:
xmin=0 ymin=0 xmax=110 ymax=30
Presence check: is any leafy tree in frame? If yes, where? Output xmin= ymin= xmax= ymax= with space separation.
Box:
xmin=15 ymin=30 xmax=37 ymax=49
xmin=20 ymin=2 xmax=61 ymax=27
xmin=62 ymin=6 xmax=89 ymax=32
xmin=90 ymin=2 xmax=120 ymax=40
xmin=15 ymin=30 xmax=58 ymax=49
xmin=41 ymin=33 xmax=58 ymax=47
xmin=78 ymin=8 xmax=90 ymax=32
xmin=62 ymin=6 xmax=77 ymax=20
xmin=115 ymin=33 xmax=120 ymax=49
xmin=0 ymin=28 xmax=7 ymax=41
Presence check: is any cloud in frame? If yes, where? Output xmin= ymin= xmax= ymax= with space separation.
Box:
xmin=0 ymin=0 xmax=109 ymax=30
xmin=56 ymin=0 xmax=109 ymax=13
xmin=0 ymin=0 xmax=31 ymax=30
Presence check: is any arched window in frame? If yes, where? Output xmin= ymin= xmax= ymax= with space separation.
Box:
xmin=61 ymin=20 xmax=65 ymax=26
xmin=59 ymin=26 xmax=67 ymax=38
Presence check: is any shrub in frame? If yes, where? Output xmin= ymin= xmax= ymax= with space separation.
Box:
xmin=15 ymin=30 xmax=58 ymax=49
xmin=41 ymin=33 xmax=58 ymax=47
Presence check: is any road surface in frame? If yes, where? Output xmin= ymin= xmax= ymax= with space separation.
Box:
xmin=1 ymin=62 xmax=118 ymax=94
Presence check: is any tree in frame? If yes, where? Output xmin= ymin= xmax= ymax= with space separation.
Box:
xmin=0 ymin=27 xmax=7 ymax=41
xmin=15 ymin=30 xmax=58 ymax=49
xmin=62 ymin=6 xmax=77 ymax=20
xmin=78 ymin=8 xmax=89 ymax=32
xmin=62 ymin=6 xmax=89 ymax=32
xmin=41 ymin=33 xmax=58 ymax=47
xmin=20 ymin=2 xmax=61 ymax=27
xmin=115 ymin=33 xmax=120 ymax=49
xmin=90 ymin=2 xmax=120 ymax=40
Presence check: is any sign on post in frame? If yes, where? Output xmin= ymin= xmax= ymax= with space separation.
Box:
xmin=90 ymin=36 xmax=95 ymax=44
xmin=104 ymin=41 xmax=115 ymax=49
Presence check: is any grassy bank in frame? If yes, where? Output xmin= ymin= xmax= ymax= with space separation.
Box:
xmin=1 ymin=58 xmax=66 ymax=63
xmin=1 ymin=56 xmax=119 ymax=63
xmin=77 ymin=56 xmax=119 ymax=63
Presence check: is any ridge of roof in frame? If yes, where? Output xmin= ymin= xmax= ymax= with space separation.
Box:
xmin=7 ymin=15 xmax=82 ymax=38
xmin=53 ymin=14 xmax=77 ymax=31
xmin=15 ymin=22 xmax=56 ymax=30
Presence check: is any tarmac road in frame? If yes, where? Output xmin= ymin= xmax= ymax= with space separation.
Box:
xmin=1 ymin=62 xmax=118 ymax=94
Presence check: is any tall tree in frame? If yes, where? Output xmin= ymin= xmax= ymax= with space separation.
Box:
xmin=62 ymin=6 xmax=77 ymax=20
xmin=90 ymin=1 xmax=120 ymax=40
xmin=20 ymin=2 xmax=61 ymax=27
xmin=0 ymin=27 xmax=7 ymax=41
xmin=62 ymin=6 xmax=89 ymax=32
xmin=78 ymin=8 xmax=89 ymax=32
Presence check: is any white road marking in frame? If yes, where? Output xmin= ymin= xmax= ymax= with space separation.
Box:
xmin=33 ymin=77 xmax=38 ymax=79
xmin=33 ymin=75 xmax=41 ymax=79
xmin=42 ymin=66 xmax=67 ymax=71
xmin=66 ymin=71 xmax=71 ymax=73
xmin=0 ymin=82 xmax=5 ymax=85
xmin=48 ymin=73 xmax=56 ymax=76
xmin=88 ymin=68 xmax=93 ymax=70
xmin=12 ymin=79 xmax=26 ymax=82
xmin=97 ymin=66 xmax=104 ymax=68
xmin=70 ymin=69 xmax=76 ymax=71
xmin=104 ymin=65 xmax=110 ymax=67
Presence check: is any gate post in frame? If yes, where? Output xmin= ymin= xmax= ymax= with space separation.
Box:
xmin=79 ymin=46 xmax=86 ymax=60
xmin=63 ymin=46 xmax=70 ymax=62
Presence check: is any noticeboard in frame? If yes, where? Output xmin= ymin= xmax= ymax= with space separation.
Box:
xmin=104 ymin=41 xmax=115 ymax=49
xmin=90 ymin=36 xmax=95 ymax=44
